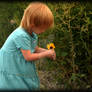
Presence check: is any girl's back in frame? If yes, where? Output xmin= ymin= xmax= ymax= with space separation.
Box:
xmin=0 ymin=27 xmax=40 ymax=90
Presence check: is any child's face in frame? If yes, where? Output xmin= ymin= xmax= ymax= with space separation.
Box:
xmin=31 ymin=25 xmax=47 ymax=34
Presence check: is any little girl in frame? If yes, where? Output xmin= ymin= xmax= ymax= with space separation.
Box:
xmin=0 ymin=1 xmax=56 ymax=90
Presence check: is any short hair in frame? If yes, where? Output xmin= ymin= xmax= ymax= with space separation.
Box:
xmin=20 ymin=1 xmax=54 ymax=33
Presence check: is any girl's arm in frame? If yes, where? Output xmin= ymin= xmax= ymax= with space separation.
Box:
xmin=34 ymin=46 xmax=48 ymax=53
xmin=21 ymin=49 xmax=55 ymax=62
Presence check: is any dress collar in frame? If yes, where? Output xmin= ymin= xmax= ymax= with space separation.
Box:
xmin=19 ymin=26 xmax=37 ymax=39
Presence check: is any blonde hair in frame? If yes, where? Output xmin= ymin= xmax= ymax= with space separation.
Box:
xmin=20 ymin=1 xmax=54 ymax=33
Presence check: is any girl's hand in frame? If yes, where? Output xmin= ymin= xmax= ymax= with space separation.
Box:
xmin=47 ymin=49 xmax=56 ymax=60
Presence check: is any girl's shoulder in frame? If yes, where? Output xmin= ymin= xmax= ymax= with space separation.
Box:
xmin=12 ymin=26 xmax=38 ymax=41
xmin=12 ymin=26 xmax=30 ymax=39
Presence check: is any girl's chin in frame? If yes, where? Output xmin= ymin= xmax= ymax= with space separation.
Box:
xmin=34 ymin=31 xmax=43 ymax=34
xmin=35 ymin=32 xmax=41 ymax=34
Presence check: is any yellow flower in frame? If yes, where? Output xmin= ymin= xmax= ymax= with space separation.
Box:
xmin=47 ymin=43 xmax=55 ymax=50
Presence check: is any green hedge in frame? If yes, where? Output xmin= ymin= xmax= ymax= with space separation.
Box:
xmin=0 ymin=1 xmax=92 ymax=89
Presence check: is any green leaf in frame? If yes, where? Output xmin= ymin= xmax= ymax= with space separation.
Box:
xmin=80 ymin=74 xmax=85 ymax=78
xmin=86 ymin=85 xmax=91 ymax=88
xmin=61 ymin=52 xmax=68 ymax=56
xmin=61 ymin=61 xmax=67 ymax=65
xmin=70 ymin=73 xmax=77 ymax=81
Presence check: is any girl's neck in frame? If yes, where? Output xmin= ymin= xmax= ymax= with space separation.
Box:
xmin=20 ymin=26 xmax=34 ymax=36
xmin=28 ymin=29 xmax=35 ymax=37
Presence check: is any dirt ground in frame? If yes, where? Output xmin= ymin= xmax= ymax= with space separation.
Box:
xmin=36 ymin=59 xmax=63 ymax=90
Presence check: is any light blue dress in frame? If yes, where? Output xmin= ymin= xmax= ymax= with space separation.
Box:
xmin=0 ymin=26 xmax=40 ymax=90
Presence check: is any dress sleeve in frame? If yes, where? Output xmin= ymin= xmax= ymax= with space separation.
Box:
xmin=13 ymin=34 xmax=32 ymax=50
